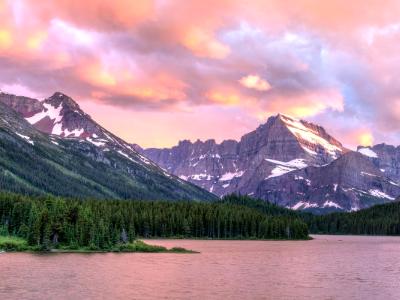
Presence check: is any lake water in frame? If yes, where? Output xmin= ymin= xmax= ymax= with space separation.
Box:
xmin=1 ymin=235 xmax=400 ymax=299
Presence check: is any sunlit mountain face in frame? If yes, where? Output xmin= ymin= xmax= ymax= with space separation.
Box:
xmin=2 ymin=90 xmax=399 ymax=212
xmin=0 ymin=92 xmax=217 ymax=201
xmin=140 ymin=113 xmax=400 ymax=213
xmin=0 ymin=1 xmax=399 ymax=150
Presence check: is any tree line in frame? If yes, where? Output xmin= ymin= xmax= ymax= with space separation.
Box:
xmin=302 ymin=201 xmax=400 ymax=235
xmin=222 ymin=194 xmax=400 ymax=236
xmin=0 ymin=193 xmax=309 ymax=250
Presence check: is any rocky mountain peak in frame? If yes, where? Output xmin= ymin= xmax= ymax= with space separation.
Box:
xmin=0 ymin=96 xmax=216 ymax=201
xmin=276 ymin=113 xmax=345 ymax=159
xmin=141 ymin=112 xmax=349 ymax=199
xmin=45 ymin=92 xmax=83 ymax=112
xmin=1 ymin=92 xmax=131 ymax=149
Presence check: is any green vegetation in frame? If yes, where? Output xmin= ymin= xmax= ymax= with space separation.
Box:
xmin=302 ymin=200 xmax=400 ymax=235
xmin=0 ymin=118 xmax=216 ymax=201
xmin=0 ymin=235 xmax=195 ymax=253
xmin=111 ymin=240 xmax=196 ymax=253
xmin=221 ymin=194 xmax=400 ymax=236
xmin=0 ymin=193 xmax=309 ymax=252
xmin=221 ymin=194 xmax=301 ymax=217
xmin=0 ymin=235 xmax=29 ymax=251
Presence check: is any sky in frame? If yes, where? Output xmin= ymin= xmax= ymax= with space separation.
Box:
xmin=0 ymin=0 xmax=400 ymax=149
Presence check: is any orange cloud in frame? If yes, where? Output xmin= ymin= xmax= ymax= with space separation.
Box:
xmin=182 ymin=28 xmax=230 ymax=59
xmin=2 ymin=0 xmax=400 ymax=148
xmin=79 ymin=62 xmax=117 ymax=87
xmin=22 ymin=0 xmax=154 ymax=30
xmin=79 ymin=60 xmax=187 ymax=105
xmin=0 ymin=30 xmax=12 ymax=50
xmin=206 ymin=91 xmax=242 ymax=105
xmin=239 ymin=75 xmax=271 ymax=91
xmin=26 ymin=31 xmax=48 ymax=50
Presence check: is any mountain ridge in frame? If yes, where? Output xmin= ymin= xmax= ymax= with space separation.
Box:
xmin=141 ymin=114 xmax=400 ymax=212
xmin=0 ymin=92 xmax=216 ymax=201
xmin=142 ymin=114 xmax=347 ymax=196
xmin=2 ymin=90 xmax=399 ymax=212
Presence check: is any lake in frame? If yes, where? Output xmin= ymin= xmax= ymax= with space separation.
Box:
xmin=0 ymin=235 xmax=400 ymax=299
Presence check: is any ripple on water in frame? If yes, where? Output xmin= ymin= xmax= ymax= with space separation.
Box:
xmin=1 ymin=236 xmax=400 ymax=300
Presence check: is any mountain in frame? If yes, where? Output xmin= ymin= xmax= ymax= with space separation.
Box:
xmin=143 ymin=114 xmax=346 ymax=195
xmin=256 ymin=151 xmax=400 ymax=213
xmin=359 ymin=144 xmax=400 ymax=182
xmin=0 ymin=92 xmax=216 ymax=201
xmin=141 ymin=114 xmax=400 ymax=212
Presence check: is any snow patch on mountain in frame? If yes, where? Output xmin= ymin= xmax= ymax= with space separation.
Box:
xmin=358 ymin=147 xmax=378 ymax=158
xmin=368 ymin=189 xmax=395 ymax=200
xmin=219 ymin=171 xmax=244 ymax=181
xmin=192 ymin=174 xmax=213 ymax=181
xmin=25 ymin=101 xmax=86 ymax=138
xmin=265 ymin=158 xmax=308 ymax=179
xmin=86 ymin=137 xmax=106 ymax=147
xmin=323 ymin=200 xmax=342 ymax=209
xmin=294 ymin=175 xmax=311 ymax=185
xmin=26 ymin=102 xmax=63 ymax=124
xmin=117 ymin=150 xmax=136 ymax=163
xmin=15 ymin=132 xmax=34 ymax=145
xmin=291 ymin=201 xmax=319 ymax=210
xmin=279 ymin=114 xmax=342 ymax=158
xmin=52 ymin=124 xmax=84 ymax=137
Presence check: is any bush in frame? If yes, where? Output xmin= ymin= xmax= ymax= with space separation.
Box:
xmin=0 ymin=236 xmax=29 ymax=251
xmin=170 ymin=247 xmax=192 ymax=253
xmin=115 ymin=240 xmax=168 ymax=252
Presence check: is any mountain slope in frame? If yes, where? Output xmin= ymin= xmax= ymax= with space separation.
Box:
xmin=358 ymin=144 xmax=400 ymax=182
xmin=256 ymin=151 xmax=400 ymax=212
xmin=142 ymin=114 xmax=346 ymax=196
xmin=0 ymin=97 xmax=216 ymax=201
xmin=141 ymin=114 xmax=400 ymax=212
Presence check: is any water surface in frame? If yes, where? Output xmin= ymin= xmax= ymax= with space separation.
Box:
xmin=1 ymin=235 xmax=400 ymax=299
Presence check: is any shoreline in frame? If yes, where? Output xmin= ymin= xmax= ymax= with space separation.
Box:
xmin=0 ymin=238 xmax=198 ymax=254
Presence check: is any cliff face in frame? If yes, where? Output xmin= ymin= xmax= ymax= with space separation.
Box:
xmin=141 ymin=114 xmax=400 ymax=212
xmin=142 ymin=114 xmax=347 ymax=200
xmin=256 ymin=151 xmax=400 ymax=212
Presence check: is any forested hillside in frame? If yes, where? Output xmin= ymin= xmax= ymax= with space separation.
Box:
xmin=221 ymin=194 xmax=400 ymax=236
xmin=303 ymin=200 xmax=400 ymax=235
xmin=0 ymin=102 xmax=216 ymax=201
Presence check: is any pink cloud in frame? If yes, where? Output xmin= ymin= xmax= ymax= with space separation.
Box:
xmin=0 ymin=0 xmax=400 ymax=147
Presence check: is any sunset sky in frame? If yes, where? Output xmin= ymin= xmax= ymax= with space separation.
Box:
xmin=0 ymin=0 xmax=399 ymax=148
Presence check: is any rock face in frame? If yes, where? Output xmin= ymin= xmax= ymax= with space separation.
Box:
xmin=0 ymin=92 xmax=156 ymax=166
xmin=0 ymin=92 xmax=216 ymax=201
xmin=143 ymin=114 xmax=346 ymax=198
xmin=256 ymin=151 xmax=400 ymax=212
xmin=142 ymin=115 xmax=400 ymax=212
xmin=362 ymin=144 xmax=400 ymax=182
xmin=2 ymin=92 xmax=114 ymax=139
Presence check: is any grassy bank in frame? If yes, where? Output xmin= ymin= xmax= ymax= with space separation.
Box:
xmin=0 ymin=235 xmax=29 ymax=251
xmin=0 ymin=236 xmax=196 ymax=253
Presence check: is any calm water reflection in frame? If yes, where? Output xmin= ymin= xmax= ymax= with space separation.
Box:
xmin=1 ymin=235 xmax=400 ymax=299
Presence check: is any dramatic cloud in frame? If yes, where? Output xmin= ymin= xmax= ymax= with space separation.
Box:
xmin=0 ymin=0 xmax=400 ymax=147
